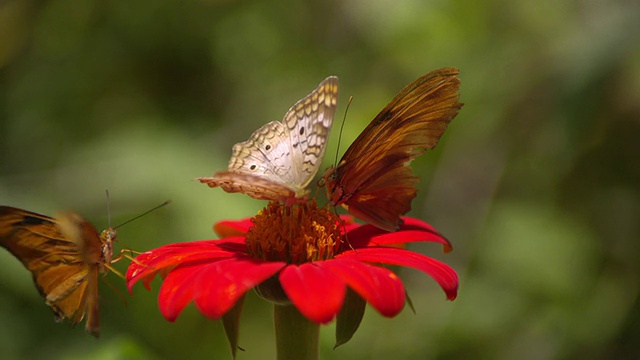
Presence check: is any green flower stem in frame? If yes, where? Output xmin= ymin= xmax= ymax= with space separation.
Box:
xmin=274 ymin=304 xmax=320 ymax=360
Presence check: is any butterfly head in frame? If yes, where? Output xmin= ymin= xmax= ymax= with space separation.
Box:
xmin=99 ymin=228 xmax=117 ymax=269
xmin=320 ymin=166 xmax=346 ymax=205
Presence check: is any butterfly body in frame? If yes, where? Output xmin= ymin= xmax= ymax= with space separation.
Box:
xmin=0 ymin=206 xmax=114 ymax=337
xmin=323 ymin=67 xmax=463 ymax=231
xmin=199 ymin=76 xmax=339 ymax=203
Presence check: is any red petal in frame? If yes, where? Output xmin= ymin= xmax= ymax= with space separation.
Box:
xmin=214 ymin=219 xmax=254 ymax=237
xmin=400 ymin=217 xmax=441 ymax=232
xmin=158 ymin=262 xmax=203 ymax=321
xmin=126 ymin=238 xmax=246 ymax=292
xmin=158 ymin=257 xmax=285 ymax=321
xmin=280 ymin=263 xmax=346 ymax=324
xmin=320 ymin=259 xmax=405 ymax=317
xmin=194 ymin=258 xmax=285 ymax=319
xmin=347 ymin=218 xmax=452 ymax=252
xmin=337 ymin=247 xmax=459 ymax=300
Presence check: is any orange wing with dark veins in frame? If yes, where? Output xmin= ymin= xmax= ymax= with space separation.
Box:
xmin=323 ymin=68 xmax=463 ymax=231
xmin=0 ymin=206 xmax=109 ymax=337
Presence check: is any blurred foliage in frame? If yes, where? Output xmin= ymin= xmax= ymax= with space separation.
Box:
xmin=1 ymin=0 xmax=639 ymax=359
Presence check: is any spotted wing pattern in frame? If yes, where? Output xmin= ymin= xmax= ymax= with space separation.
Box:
xmin=199 ymin=76 xmax=339 ymax=202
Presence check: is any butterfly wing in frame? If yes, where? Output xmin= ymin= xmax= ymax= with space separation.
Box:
xmin=282 ymin=76 xmax=338 ymax=189
xmin=199 ymin=170 xmax=296 ymax=202
xmin=199 ymin=76 xmax=339 ymax=201
xmin=55 ymin=212 xmax=106 ymax=337
xmin=0 ymin=206 xmax=105 ymax=337
xmin=199 ymin=120 xmax=298 ymax=201
xmin=323 ymin=68 xmax=463 ymax=231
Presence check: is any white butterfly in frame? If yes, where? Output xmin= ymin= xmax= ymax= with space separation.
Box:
xmin=198 ymin=77 xmax=339 ymax=203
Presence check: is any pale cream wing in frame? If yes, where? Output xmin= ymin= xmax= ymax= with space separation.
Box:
xmin=199 ymin=76 xmax=339 ymax=201
xmin=198 ymin=171 xmax=296 ymax=202
xmin=227 ymin=121 xmax=295 ymax=185
xmin=283 ymin=76 xmax=338 ymax=189
xmin=199 ymin=120 xmax=298 ymax=199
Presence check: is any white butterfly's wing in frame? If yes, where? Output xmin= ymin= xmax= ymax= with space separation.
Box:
xmin=199 ymin=76 xmax=339 ymax=201
xmin=283 ymin=76 xmax=338 ymax=190
xmin=228 ymin=121 xmax=294 ymax=182
xmin=199 ymin=172 xmax=296 ymax=202
xmin=200 ymin=120 xmax=298 ymax=200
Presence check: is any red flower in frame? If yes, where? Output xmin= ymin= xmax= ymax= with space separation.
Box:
xmin=126 ymin=202 xmax=458 ymax=326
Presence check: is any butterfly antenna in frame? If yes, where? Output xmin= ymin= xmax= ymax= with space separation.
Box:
xmin=329 ymin=95 xmax=354 ymax=251
xmin=333 ymin=95 xmax=353 ymax=166
xmin=113 ymin=200 xmax=171 ymax=230
xmin=111 ymin=200 xmax=170 ymax=258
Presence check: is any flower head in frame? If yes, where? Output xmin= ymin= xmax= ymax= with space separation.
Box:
xmin=126 ymin=201 xmax=458 ymax=328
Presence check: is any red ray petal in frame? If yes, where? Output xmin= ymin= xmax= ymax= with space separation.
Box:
xmin=280 ymin=263 xmax=346 ymax=324
xmin=214 ymin=219 xmax=254 ymax=237
xmin=347 ymin=219 xmax=451 ymax=252
xmin=158 ymin=262 xmax=203 ymax=321
xmin=126 ymin=238 xmax=246 ymax=291
xmin=157 ymin=257 xmax=285 ymax=321
xmin=194 ymin=258 xmax=286 ymax=319
xmin=337 ymin=247 xmax=459 ymax=300
xmin=320 ymin=259 xmax=405 ymax=317
xmin=400 ymin=217 xmax=441 ymax=232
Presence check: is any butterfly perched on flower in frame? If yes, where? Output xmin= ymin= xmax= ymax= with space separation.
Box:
xmin=0 ymin=206 xmax=116 ymax=337
xmin=322 ymin=67 xmax=463 ymax=231
xmin=198 ymin=76 xmax=339 ymax=203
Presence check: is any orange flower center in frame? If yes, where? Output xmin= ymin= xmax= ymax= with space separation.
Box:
xmin=246 ymin=200 xmax=343 ymax=264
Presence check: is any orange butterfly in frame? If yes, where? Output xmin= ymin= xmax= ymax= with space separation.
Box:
xmin=322 ymin=67 xmax=463 ymax=231
xmin=0 ymin=206 xmax=116 ymax=337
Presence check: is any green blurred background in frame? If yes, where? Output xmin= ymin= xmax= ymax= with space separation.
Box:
xmin=1 ymin=0 xmax=639 ymax=359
